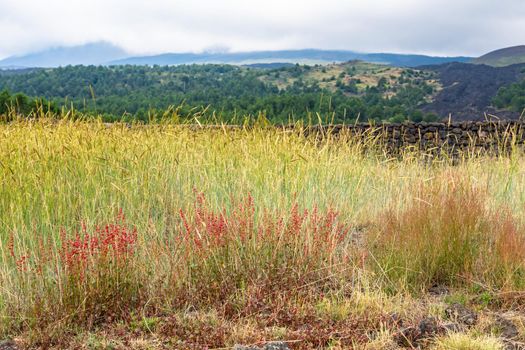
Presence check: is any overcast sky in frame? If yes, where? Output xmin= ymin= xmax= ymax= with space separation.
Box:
xmin=1 ymin=0 xmax=524 ymax=59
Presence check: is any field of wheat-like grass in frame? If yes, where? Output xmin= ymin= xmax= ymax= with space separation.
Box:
xmin=2 ymin=118 xmax=525 ymax=349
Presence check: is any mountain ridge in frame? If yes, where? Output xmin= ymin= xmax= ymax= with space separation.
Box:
xmin=109 ymin=49 xmax=471 ymax=67
xmin=5 ymin=43 xmax=525 ymax=69
xmin=0 ymin=42 xmax=128 ymax=68
xmin=0 ymin=44 xmax=472 ymax=68
xmin=472 ymin=45 xmax=525 ymax=67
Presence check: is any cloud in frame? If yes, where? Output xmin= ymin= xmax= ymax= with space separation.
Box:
xmin=0 ymin=0 xmax=524 ymax=59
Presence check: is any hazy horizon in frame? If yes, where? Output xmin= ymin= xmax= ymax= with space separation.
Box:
xmin=1 ymin=0 xmax=524 ymax=60
xmin=0 ymin=41 xmax=484 ymax=62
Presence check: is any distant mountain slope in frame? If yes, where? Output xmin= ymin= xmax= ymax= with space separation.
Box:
xmin=0 ymin=43 xmax=472 ymax=68
xmin=472 ymin=45 xmax=525 ymax=67
xmin=243 ymin=63 xmax=296 ymax=69
xmin=421 ymin=62 xmax=525 ymax=120
xmin=0 ymin=42 xmax=128 ymax=68
xmin=110 ymin=49 xmax=471 ymax=68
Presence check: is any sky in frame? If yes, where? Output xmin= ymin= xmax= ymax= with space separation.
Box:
xmin=1 ymin=0 xmax=524 ymax=59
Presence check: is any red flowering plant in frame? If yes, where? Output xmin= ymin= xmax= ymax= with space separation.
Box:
xmin=58 ymin=210 xmax=140 ymax=325
xmin=59 ymin=210 xmax=137 ymax=281
xmin=173 ymin=191 xmax=354 ymax=306
xmin=8 ymin=210 xmax=141 ymax=328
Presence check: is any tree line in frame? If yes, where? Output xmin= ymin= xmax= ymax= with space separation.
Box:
xmin=0 ymin=89 xmax=57 ymax=116
xmin=493 ymin=80 xmax=525 ymax=114
xmin=0 ymin=64 xmax=442 ymax=123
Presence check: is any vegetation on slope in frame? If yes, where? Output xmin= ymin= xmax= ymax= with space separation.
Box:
xmin=2 ymin=60 xmax=524 ymax=123
xmin=473 ymin=45 xmax=525 ymax=67
xmin=493 ymin=79 xmax=525 ymax=114
xmin=0 ymin=62 xmax=440 ymax=123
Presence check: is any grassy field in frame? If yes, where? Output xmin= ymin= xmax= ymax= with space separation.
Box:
xmin=2 ymin=118 xmax=525 ymax=349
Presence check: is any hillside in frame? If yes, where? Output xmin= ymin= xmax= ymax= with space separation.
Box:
xmin=1 ymin=60 xmax=523 ymax=122
xmin=472 ymin=45 xmax=525 ymax=67
xmin=0 ymin=62 xmax=440 ymax=123
xmin=421 ymin=62 xmax=525 ymax=119
xmin=0 ymin=42 xmax=128 ymax=68
xmin=110 ymin=49 xmax=471 ymax=68
xmin=257 ymin=60 xmax=439 ymax=95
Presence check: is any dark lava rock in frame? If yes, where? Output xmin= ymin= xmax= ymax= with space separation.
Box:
xmin=394 ymin=317 xmax=459 ymax=347
xmin=0 ymin=341 xmax=18 ymax=350
xmin=494 ymin=316 xmax=519 ymax=340
xmin=386 ymin=312 xmax=404 ymax=328
xmin=394 ymin=326 xmax=420 ymax=347
xmin=234 ymin=345 xmax=260 ymax=350
xmin=418 ymin=317 xmax=441 ymax=338
xmin=264 ymin=342 xmax=290 ymax=350
xmin=428 ymin=284 xmax=449 ymax=296
xmin=421 ymin=62 xmax=525 ymax=121
xmin=502 ymin=340 xmax=525 ymax=350
xmin=234 ymin=342 xmax=290 ymax=350
xmin=445 ymin=303 xmax=478 ymax=326
xmin=442 ymin=322 xmax=462 ymax=333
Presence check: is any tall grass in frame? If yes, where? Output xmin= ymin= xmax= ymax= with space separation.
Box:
xmin=4 ymin=193 xmax=354 ymax=343
xmin=2 ymin=117 xmax=525 ymax=345
xmin=6 ymin=212 xmax=142 ymax=340
xmin=157 ymin=191 xmax=354 ymax=308
xmin=370 ymin=172 xmax=525 ymax=291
